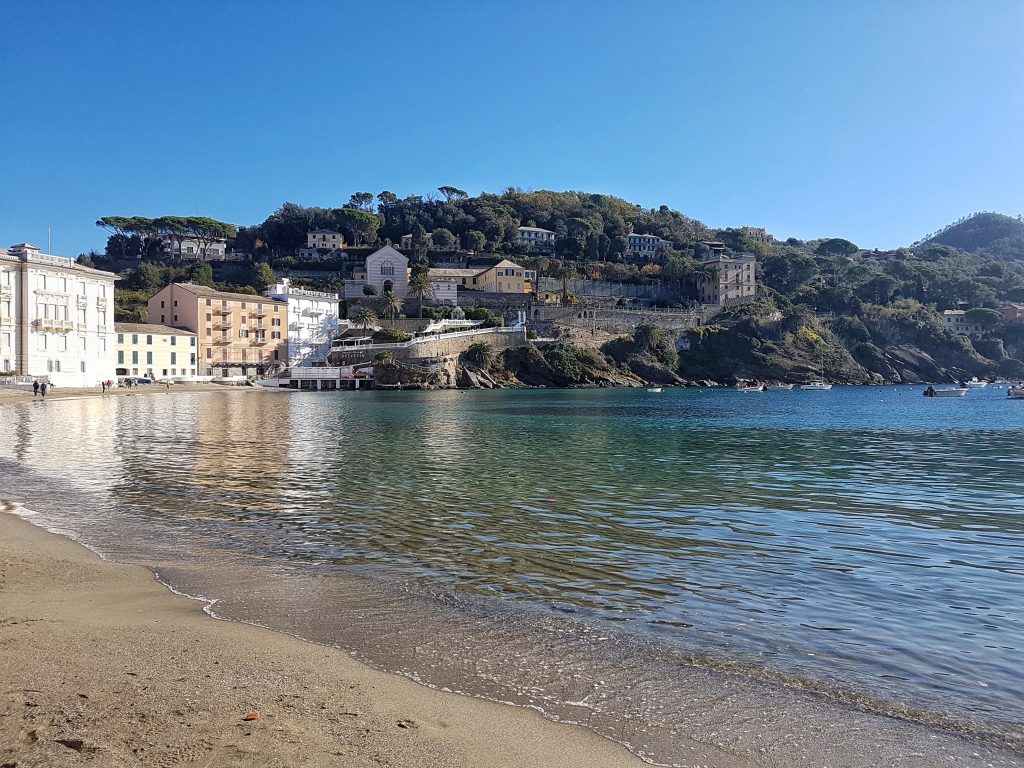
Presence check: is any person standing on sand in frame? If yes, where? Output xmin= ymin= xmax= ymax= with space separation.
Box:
xmin=101 ymin=381 xmax=106 ymax=394
xmin=40 ymin=381 xmax=48 ymax=399
xmin=32 ymin=380 xmax=39 ymax=398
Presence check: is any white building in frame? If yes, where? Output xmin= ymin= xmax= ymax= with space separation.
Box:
xmin=263 ymin=278 xmax=341 ymax=366
xmin=516 ymin=226 xmax=557 ymax=253
xmin=0 ymin=243 xmax=118 ymax=387
xmin=344 ymin=246 xmax=458 ymax=305
xmin=626 ymin=233 xmax=667 ymax=259
xmin=298 ymin=229 xmax=346 ymax=259
xmin=158 ymin=234 xmax=229 ymax=261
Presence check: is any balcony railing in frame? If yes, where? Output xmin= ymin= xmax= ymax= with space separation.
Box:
xmin=32 ymin=318 xmax=75 ymax=333
xmin=212 ymin=335 xmax=232 ymax=344
xmin=214 ymin=319 xmax=233 ymax=329
xmin=251 ymin=336 xmax=268 ymax=345
xmin=251 ymin=307 xmax=269 ymax=317
xmin=212 ymin=305 xmax=231 ymax=315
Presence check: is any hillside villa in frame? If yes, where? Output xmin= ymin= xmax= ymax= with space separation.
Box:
xmin=428 ymin=260 xmax=536 ymax=294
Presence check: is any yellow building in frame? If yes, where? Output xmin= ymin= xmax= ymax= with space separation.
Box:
xmin=428 ymin=259 xmax=535 ymax=294
xmin=115 ymin=322 xmax=199 ymax=378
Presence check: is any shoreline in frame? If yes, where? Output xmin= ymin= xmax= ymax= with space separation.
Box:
xmin=0 ymin=512 xmax=658 ymax=768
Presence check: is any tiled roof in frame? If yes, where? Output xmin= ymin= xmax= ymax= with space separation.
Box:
xmin=115 ymin=323 xmax=196 ymax=335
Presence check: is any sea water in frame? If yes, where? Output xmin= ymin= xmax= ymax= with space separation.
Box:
xmin=2 ymin=385 xmax=1022 ymax=766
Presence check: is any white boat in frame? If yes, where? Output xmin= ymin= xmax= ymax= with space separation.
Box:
xmin=766 ymin=384 xmax=794 ymax=391
xmin=923 ymin=386 xmax=968 ymax=398
xmin=646 ymin=387 xmax=663 ymax=393
xmin=967 ymin=378 xmax=988 ymax=388
xmin=1008 ymin=385 xmax=1024 ymax=400
xmin=737 ymin=384 xmax=764 ymax=392
xmin=800 ymin=381 xmax=833 ymax=391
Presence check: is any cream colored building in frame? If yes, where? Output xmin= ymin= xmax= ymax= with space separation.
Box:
xmin=147 ymin=283 xmax=287 ymax=376
xmin=298 ymin=229 xmax=346 ymax=259
xmin=697 ymin=253 xmax=757 ymax=306
xmin=115 ymin=322 xmax=198 ymax=378
xmin=158 ymin=234 xmax=229 ymax=261
xmin=428 ymin=260 xmax=535 ymax=294
xmin=0 ymin=243 xmax=117 ymax=386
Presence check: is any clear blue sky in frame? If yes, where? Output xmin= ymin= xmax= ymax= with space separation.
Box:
xmin=2 ymin=1 xmax=1022 ymax=255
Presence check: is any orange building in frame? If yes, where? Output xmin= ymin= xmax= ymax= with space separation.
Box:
xmin=147 ymin=283 xmax=287 ymax=377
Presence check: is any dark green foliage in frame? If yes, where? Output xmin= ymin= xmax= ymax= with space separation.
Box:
xmin=371 ymin=328 xmax=411 ymax=343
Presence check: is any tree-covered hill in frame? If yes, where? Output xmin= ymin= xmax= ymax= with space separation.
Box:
xmin=916 ymin=212 xmax=1024 ymax=259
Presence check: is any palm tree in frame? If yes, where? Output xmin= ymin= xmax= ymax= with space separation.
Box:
xmin=351 ymin=306 xmax=378 ymax=336
xmin=382 ymin=291 xmax=405 ymax=321
xmin=408 ymin=273 xmax=434 ymax=318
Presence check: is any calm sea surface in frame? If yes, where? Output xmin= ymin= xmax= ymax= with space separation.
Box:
xmin=2 ymin=385 xmax=1022 ymax=766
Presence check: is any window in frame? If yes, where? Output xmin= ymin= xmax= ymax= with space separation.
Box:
xmin=173 ymin=314 xmax=178 ymax=322
xmin=161 ymin=315 xmax=165 ymax=323
xmin=206 ymin=349 xmax=212 ymax=359
xmin=118 ymin=351 xmax=124 ymax=364
xmin=81 ymin=361 xmax=86 ymax=373
xmin=132 ymin=334 xmax=138 ymax=344
xmin=170 ymin=336 xmax=176 ymax=346
xmin=190 ymin=337 xmax=196 ymax=347
xmin=117 ymin=333 xmax=124 ymax=344
xmin=131 ymin=351 xmax=138 ymax=364
xmin=146 ymin=351 xmax=153 ymax=365
xmin=170 ymin=352 xmax=176 ymax=364
xmin=206 ymin=313 xmax=212 ymax=322
xmin=160 ymin=300 xmax=165 ymax=308
xmin=146 ymin=335 xmax=153 ymax=345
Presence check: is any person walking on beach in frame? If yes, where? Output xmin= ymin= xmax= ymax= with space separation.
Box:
xmin=39 ymin=381 xmax=48 ymax=399
xmin=101 ymin=380 xmax=107 ymax=394
xmin=32 ymin=379 xmax=39 ymax=398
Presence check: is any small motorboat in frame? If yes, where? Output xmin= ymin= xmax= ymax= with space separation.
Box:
xmin=800 ymin=381 xmax=833 ymax=391
xmin=1008 ymin=385 xmax=1024 ymax=400
xmin=737 ymin=383 xmax=764 ymax=392
xmin=766 ymin=384 xmax=794 ymax=391
xmin=967 ymin=378 xmax=989 ymax=388
xmin=923 ymin=385 xmax=968 ymax=398
xmin=646 ymin=387 xmax=663 ymax=393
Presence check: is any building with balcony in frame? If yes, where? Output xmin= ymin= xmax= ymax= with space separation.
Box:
xmin=298 ymin=229 xmax=346 ymax=259
xmin=0 ymin=243 xmax=117 ymax=386
xmin=516 ymin=226 xmax=557 ymax=254
xmin=147 ymin=283 xmax=287 ymax=377
xmin=697 ymin=252 xmax=757 ymax=306
xmin=115 ymin=323 xmax=198 ymax=378
xmin=625 ymin=233 xmax=667 ymax=259
xmin=263 ymin=278 xmax=341 ymax=366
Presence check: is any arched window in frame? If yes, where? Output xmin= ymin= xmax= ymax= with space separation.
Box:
xmin=380 ymin=261 xmax=395 ymax=276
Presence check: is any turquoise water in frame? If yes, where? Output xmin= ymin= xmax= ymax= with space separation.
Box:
xmin=2 ymin=385 xmax=1022 ymax=765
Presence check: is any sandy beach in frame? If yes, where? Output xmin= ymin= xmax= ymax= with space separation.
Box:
xmin=0 ymin=383 xmax=262 ymax=402
xmin=0 ymin=513 xmax=655 ymax=768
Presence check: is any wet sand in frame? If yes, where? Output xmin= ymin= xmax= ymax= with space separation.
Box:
xmin=0 ymin=513 xmax=664 ymax=768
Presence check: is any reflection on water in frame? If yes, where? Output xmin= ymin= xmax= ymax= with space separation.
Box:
xmin=1 ymin=386 xmax=1023 ymax=765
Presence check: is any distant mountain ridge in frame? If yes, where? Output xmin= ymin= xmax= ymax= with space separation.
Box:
xmin=916 ymin=212 xmax=1024 ymax=259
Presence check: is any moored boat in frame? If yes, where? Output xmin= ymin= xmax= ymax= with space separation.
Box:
xmin=737 ymin=383 xmax=764 ymax=392
xmin=967 ymin=377 xmax=989 ymax=388
xmin=766 ymin=384 xmax=795 ymax=391
xmin=923 ymin=385 xmax=968 ymax=398
xmin=646 ymin=387 xmax=663 ymax=393
xmin=1008 ymin=385 xmax=1024 ymax=400
xmin=800 ymin=381 xmax=833 ymax=391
